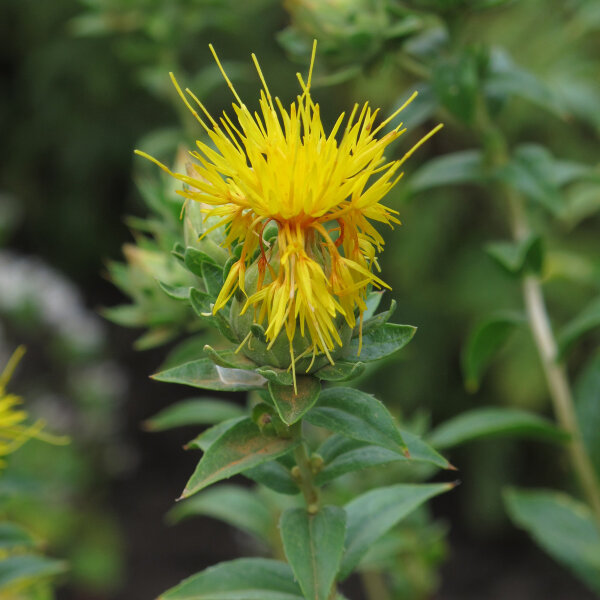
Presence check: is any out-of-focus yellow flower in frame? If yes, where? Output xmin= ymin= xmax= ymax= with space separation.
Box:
xmin=137 ymin=42 xmax=441 ymax=372
xmin=0 ymin=347 xmax=45 ymax=467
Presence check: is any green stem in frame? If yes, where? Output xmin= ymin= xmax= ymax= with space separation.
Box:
xmin=477 ymin=105 xmax=600 ymax=523
xmin=292 ymin=424 xmax=320 ymax=514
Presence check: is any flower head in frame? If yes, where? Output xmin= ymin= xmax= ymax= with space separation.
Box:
xmin=137 ymin=42 xmax=441 ymax=371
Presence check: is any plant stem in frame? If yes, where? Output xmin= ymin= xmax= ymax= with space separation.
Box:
xmin=477 ymin=108 xmax=600 ymax=523
xmin=292 ymin=425 xmax=320 ymax=513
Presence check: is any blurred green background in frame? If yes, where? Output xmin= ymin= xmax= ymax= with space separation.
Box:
xmin=2 ymin=0 xmax=599 ymax=598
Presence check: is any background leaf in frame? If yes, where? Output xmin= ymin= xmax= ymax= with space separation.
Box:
xmin=504 ymin=488 xmax=600 ymax=593
xmin=144 ymin=399 xmax=245 ymax=431
xmin=575 ymin=352 xmax=600 ymax=476
xmin=462 ymin=312 xmax=524 ymax=391
xmin=427 ymin=407 xmax=569 ymax=450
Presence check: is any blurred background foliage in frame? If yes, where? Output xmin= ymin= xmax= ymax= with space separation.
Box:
xmin=2 ymin=0 xmax=600 ymax=598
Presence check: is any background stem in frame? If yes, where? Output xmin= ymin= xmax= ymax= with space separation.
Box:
xmin=478 ymin=110 xmax=600 ymax=522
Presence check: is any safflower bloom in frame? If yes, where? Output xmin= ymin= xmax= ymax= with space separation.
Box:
xmin=137 ymin=42 xmax=441 ymax=371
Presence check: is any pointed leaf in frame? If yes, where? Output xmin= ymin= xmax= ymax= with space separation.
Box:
xmin=428 ymin=407 xmax=569 ymax=450
xmin=186 ymin=417 xmax=245 ymax=452
xmin=400 ymin=429 xmax=451 ymax=469
xmin=168 ymin=485 xmax=272 ymax=544
xmin=575 ymin=353 xmax=600 ymax=476
xmin=144 ymin=399 xmax=245 ymax=431
xmin=462 ymin=311 xmax=524 ymax=391
xmin=152 ymin=358 xmax=265 ymax=392
xmin=410 ymin=149 xmax=485 ymax=192
xmin=204 ymin=345 xmax=256 ymax=370
xmin=314 ymin=361 xmax=365 ymax=382
xmin=184 ymin=247 xmax=217 ymax=278
xmin=0 ymin=522 xmax=37 ymax=551
xmin=189 ymin=288 xmax=213 ymax=317
xmin=344 ymin=324 xmax=416 ymax=363
xmin=245 ymin=459 xmax=299 ymax=495
xmin=357 ymin=299 xmax=397 ymax=335
xmin=256 ymin=367 xmax=294 ymax=386
xmin=0 ymin=555 xmax=66 ymax=589
xmin=340 ymin=483 xmax=453 ymax=579
xmin=280 ymin=506 xmax=346 ymax=600
xmin=558 ymin=296 xmax=600 ymax=358
xmin=268 ymin=377 xmax=321 ymax=425
xmin=182 ymin=418 xmax=298 ymax=498
xmin=158 ymin=281 xmax=192 ymax=301
xmin=159 ymin=558 xmax=304 ymax=600
xmin=315 ymin=434 xmax=450 ymax=486
xmin=202 ymin=262 xmax=224 ymax=298
xmin=504 ymin=488 xmax=600 ymax=593
xmin=305 ymin=388 xmax=406 ymax=454
xmin=485 ymin=234 xmax=544 ymax=276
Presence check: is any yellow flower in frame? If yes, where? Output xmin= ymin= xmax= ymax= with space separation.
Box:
xmin=0 ymin=347 xmax=45 ymax=468
xmin=137 ymin=42 xmax=441 ymax=372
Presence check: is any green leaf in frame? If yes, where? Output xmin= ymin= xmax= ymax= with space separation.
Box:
xmin=0 ymin=522 xmax=37 ymax=551
xmin=494 ymin=145 xmax=566 ymax=216
xmin=314 ymin=361 xmax=365 ymax=382
xmin=485 ymin=49 xmax=566 ymax=117
xmin=575 ymin=352 xmax=600 ymax=476
xmin=158 ymin=281 xmax=191 ymax=301
xmin=432 ymin=52 xmax=479 ymax=125
xmin=256 ymin=367 xmax=294 ymax=387
xmin=202 ymin=262 xmax=224 ymax=298
xmin=315 ymin=430 xmax=450 ymax=485
xmin=0 ymin=555 xmax=66 ymax=590
xmin=181 ymin=418 xmax=298 ymax=498
xmin=189 ymin=288 xmax=213 ymax=317
xmin=427 ymin=407 xmax=569 ymax=450
xmin=462 ymin=312 xmax=524 ymax=392
xmin=356 ymin=299 xmax=397 ymax=336
xmin=280 ymin=506 xmax=346 ymax=600
xmin=504 ymin=488 xmax=600 ymax=593
xmin=340 ymin=483 xmax=453 ymax=579
xmin=245 ymin=459 xmax=299 ymax=495
xmin=268 ymin=377 xmax=321 ymax=425
xmin=204 ymin=345 xmax=256 ymax=370
xmin=410 ymin=149 xmax=485 ymax=193
xmin=363 ymin=290 xmax=384 ymax=320
xmin=344 ymin=324 xmax=416 ymax=363
xmin=143 ymin=399 xmax=245 ymax=431
xmin=101 ymin=304 xmax=147 ymax=327
xmin=315 ymin=437 xmax=411 ymax=486
xmin=159 ymin=558 xmax=304 ymax=600
xmin=557 ymin=296 xmax=600 ymax=358
xmin=168 ymin=485 xmax=272 ymax=544
xmin=184 ymin=247 xmax=217 ymax=278
xmin=400 ymin=429 xmax=451 ymax=469
xmin=305 ymin=388 xmax=407 ymax=454
xmin=485 ymin=234 xmax=544 ymax=276
xmin=152 ymin=358 xmax=265 ymax=392
xmin=186 ymin=417 xmax=245 ymax=452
